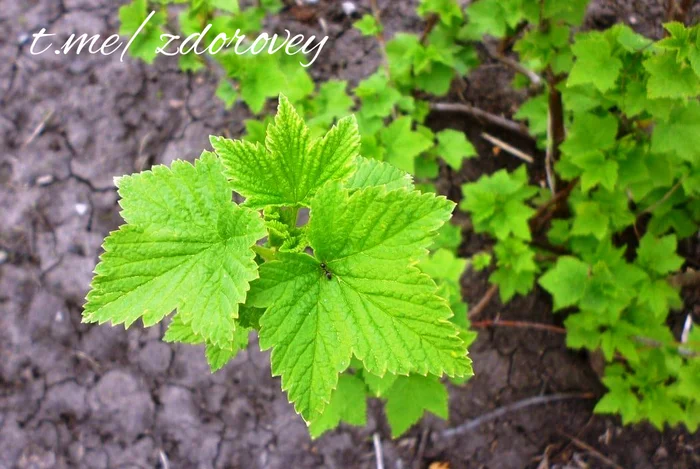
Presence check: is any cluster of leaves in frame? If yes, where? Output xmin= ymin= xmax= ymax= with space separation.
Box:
xmin=113 ymin=0 xmax=700 ymax=434
xmin=459 ymin=0 xmax=700 ymax=431
xmin=83 ymin=97 xmax=473 ymax=437
xmin=119 ymin=0 xmax=313 ymax=113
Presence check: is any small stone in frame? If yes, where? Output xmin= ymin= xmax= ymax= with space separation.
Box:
xmin=629 ymin=15 xmax=638 ymax=25
xmin=341 ymin=1 xmax=357 ymax=16
xmin=654 ymin=446 xmax=668 ymax=460
xmin=36 ymin=174 xmax=54 ymax=186
xmin=0 ymin=250 xmax=7 ymax=265
xmin=55 ymin=311 xmax=64 ymax=322
xmin=75 ymin=203 xmax=88 ymax=215
xmin=304 ymin=0 xmax=320 ymax=4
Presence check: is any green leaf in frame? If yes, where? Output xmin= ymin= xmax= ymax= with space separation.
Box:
xmin=164 ymin=313 xmax=251 ymax=372
xmin=635 ymin=233 xmax=684 ymax=276
xmin=307 ymin=80 xmax=355 ymax=130
xmin=379 ymin=117 xmax=435 ymax=173
xmin=461 ymin=167 xmax=537 ymax=241
xmin=248 ymin=184 xmax=471 ymax=421
xmin=215 ymin=80 xmax=238 ymax=109
xmin=560 ymin=113 xmax=619 ymax=159
xmin=651 ymin=101 xmax=700 ymax=164
xmin=568 ymin=33 xmax=623 ymax=92
xmin=644 ymin=52 xmax=700 ymax=99
xmin=539 ymin=256 xmax=590 ymax=311
xmin=345 ymin=157 xmax=414 ymax=191
xmin=309 ymin=374 xmax=368 ymax=438
xmin=419 ymin=249 xmax=467 ymax=282
xmin=210 ymin=0 xmax=240 ymax=13
xmin=119 ymin=0 xmax=167 ymax=64
xmin=571 ymin=201 xmax=609 ymax=239
xmin=354 ymin=14 xmax=382 ymax=36
xmin=363 ymin=371 xmax=398 ymax=397
xmin=211 ymin=95 xmax=360 ymax=209
xmin=417 ymin=0 xmax=463 ymax=25
xmin=472 ymin=252 xmax=492 ymax=271
xmin=490 ymin=238 xmax=537 ymax=302
xmin=436 ymin=129 xmax=477 ymax=169
xmin=83 ymin=153 xmax=266 ymax=348
xmin=384 ymin=375 xmax=448 ymax=437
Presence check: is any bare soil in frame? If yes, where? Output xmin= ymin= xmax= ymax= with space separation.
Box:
xmin=1 ymin=1 xmax=698 ymax=468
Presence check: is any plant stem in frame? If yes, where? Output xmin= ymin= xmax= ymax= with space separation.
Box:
xmin=439 ymin=393 xmax=595 ymax=438
xmin=471 ymin=319 xmax=566 ymax=334
xmin=468 ymin=284 xmax=499 ymax=319
xmin=430 ymin=102 xmax=532 ymax=138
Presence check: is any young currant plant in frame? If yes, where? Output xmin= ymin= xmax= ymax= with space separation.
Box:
xmin=459 ymin=0 xmax=700 ymax=431
xmin=83 ymin=96 xmax=473 ymax=437
xmin=119 ymin=0 xmax=313 ymax=113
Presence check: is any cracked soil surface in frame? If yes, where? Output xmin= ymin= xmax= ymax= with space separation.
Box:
xmin=1 ymin=1 xmax=699 ymax=468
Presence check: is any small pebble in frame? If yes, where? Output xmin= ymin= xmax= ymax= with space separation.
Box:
xmin=55 ymin=311 xmax=64 ymax=322
xmin=304 ymin=0 xmax=320 ymax=4
xmin=341 ymin=1 xmax=357 ymax=16
xmin=17 ymin=33 xmax=30 ymax=45
xmin=36 ymin=174 xmax=54 ymax=186
xmin=629 ymin=15 xmax=638 ymax=25
xmin=0 ymin=250 xmax=7 ymax=265
xmin=75 ymin=203 xmax=89 ymax=216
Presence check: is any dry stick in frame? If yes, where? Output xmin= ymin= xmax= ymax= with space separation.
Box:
xmin=471 ymin=319 xmax=566 ymax=334
xmin=468 ymin=284 xmax=499 ymax=320
xmin=22 ymin=109 xmax=54 ymax=148
xmin=558 ymin=431 xmax=625 ymax=469
xmin=481 ymin=132 xmax=535 ymax=163
xmin=430 ymin=102 xmax=532 ymax=138
xmin=373 ymin=433 xmax=385 ymax=469
xmin=420 ymin=13 xmax=438 ymax=45
xmin=440 ymin=393 xmax=595 ymax=438
xmin=483 ymin=44 xmax=542 ymax=87
xmin=669 ymin=269 xmax=700 ymax=289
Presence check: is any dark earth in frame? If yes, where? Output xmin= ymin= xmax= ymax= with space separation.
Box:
xmin=1 ymin=1 xmax=699 ymax=468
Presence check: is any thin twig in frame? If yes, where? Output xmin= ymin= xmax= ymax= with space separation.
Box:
xmin=669 ymin=269 xmax=700 ymax=288
xmin=558 ymin=431 xmax=625 ymax=469
xmin=481 ymin=132 xmax=534 ymax=163
xmin=440 ymin=393 xmax=595 ymax=438
xmin=430 ymin=102 xmax=532 ymax=138
xmin=22 ymin=109 xmax=54 ymax=148
xmin=471 ymin=319 xmax=566 ymax=334
xmin=373 ymin=433 xmax=385 ymax=469
xmin=468 ymin=284 xmax=499 ymax=319
xmin=412 ymin=428 xmax=430 ymax=469
xmin=420 ymin=14 xmax=438 ymax=45
xmin=158 ymin=450 xmax=171 ymax=469
xmin=637 ymin=178 xmax=684 ymax=217
xmin=484 ymin=44 xmax=542 ymax=87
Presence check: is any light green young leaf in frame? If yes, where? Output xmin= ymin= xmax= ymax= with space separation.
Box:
xmin=119 ymin=0 xmax=167 ymax=64
xmin=651 ymin=101 xmax=700 ymax=164
xmin=436 ymin=129 xmax=477 ymax=169
xmin=345 ymin=157 xmax=414 ymax=191
xmin=354 ymin=14 xmax=382 ymax=36
xmin=635 ymin=233 xmax=684 ymax=276
xmin=384 ymin=375 xmax=448 ymax=437
xmin=248 ymin=184 xmax=471 ymax=422
xmin=309 ymin=374 xmax=368 ymax=438
xmin=83 ymin=153 xmax=266 ymax=348
xmin=539 ymin=256 xmax=590 ymax=311
xmin=644 ymin=52 xmax=700 ymax=99
xmin=211 ymin=95 xmax=360 ymax=209
xmin=379 ymin=117 xmax=435 ymax=173
xmin=568 ymin=33 xmax=623 ymax=92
